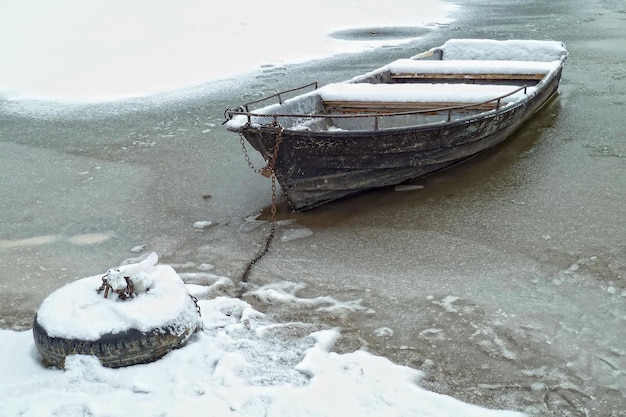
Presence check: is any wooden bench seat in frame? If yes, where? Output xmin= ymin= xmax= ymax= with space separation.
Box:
xmin=383 ymin=59 xmax=558 ymax=84
xmin=323 ymin=100 xmax=499 ymax=114
xmin=318 ymin=82 xmax=535 ymax=114
xmin=390 ymin=72 xmax=545 ymax=83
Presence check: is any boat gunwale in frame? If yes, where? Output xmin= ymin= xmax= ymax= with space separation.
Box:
xmin=225 ymin=87 xmax=549 ymax=140
xmin=227 ymin=83 xmax=530 ymax=122
xmin=224 ymin=56 xmax=565 ymax=136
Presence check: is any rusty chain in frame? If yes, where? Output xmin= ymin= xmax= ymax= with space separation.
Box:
xmin=238 ymin=125 xmax=284 ymax=298
xmin=96 ymin=273 xmax=135 ymax=300
xmin=239 ymin=129 xmax=262 ymax=173
xmin=190 ymin=294 xmax=202 ymax=318
xmin=96 ymin=271 xmax=203 ymax=321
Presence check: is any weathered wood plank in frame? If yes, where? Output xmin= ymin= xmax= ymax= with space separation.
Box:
xmin=323 ymin=100 xmax=498 ymax=114
xmin=391 ymin=73 xmax=545 ymax=82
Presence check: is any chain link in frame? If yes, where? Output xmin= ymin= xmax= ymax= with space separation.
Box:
xmin=268 ymin=124 xmax=284 ymax=173
xmin=190 ymin=294 xmax=202 ymax=318
xmin=96 ymin=274 xmax=135 ymax=300
xmin=96 ymin=273 xmax=203 ymax=323
xmin=239 ymin=129 xmax=261 ymax=173
xmin=238 ymin=126 xmax=284 ymax=298
xmin=238 ymin=123 xmax=284 ymax=177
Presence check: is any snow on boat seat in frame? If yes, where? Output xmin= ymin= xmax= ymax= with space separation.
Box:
xmin=414 ymin=39 xmax=568 ymax=62
xmin=319 ymin=83 xmax=536 ymax=114
xmin=386 ymin=59 xmax=562 ymax=83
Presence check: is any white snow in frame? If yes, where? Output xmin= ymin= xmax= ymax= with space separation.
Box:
xmin=386 ymin=59 xmax=561 ymax=75
xmin=419 ymin=39 xmax=568 ymax=62
xmin=248 ymin=281 xmax=374 ymax=314
xmin=0 ymin=256 xmax=526 ymax=416
xmin=373 ymin=326 xmax=395 ymax=337
xmin=35 ymin=255 xmax=202 ymax=340
xmin=318 ymin=83 xmax=536 ymax=105
xmin=0 ymin=0 xmax=457 ymax=102
xmin=193 ymin=220 xmax=214 ymax=229
xmin=130 ymin=244 xmax=147 ymax=253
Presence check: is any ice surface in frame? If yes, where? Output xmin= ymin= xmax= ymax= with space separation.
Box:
xmin=0 ymin=233 xmax=112 ymax=249
xmin=281 ymin=227 xmax=314 ymax=242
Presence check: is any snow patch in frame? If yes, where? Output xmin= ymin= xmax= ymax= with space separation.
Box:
xmin=0 ymin=0 xmax=458 ymax=103
xmin=387 ymin=58 xmax=561 ymax=74
xmin=424 ymin=39 xmax=567 ymax=62
xmin=192 ymin=220 xmax=214 ymax=229
xmin=318 ymin=83 xmax=536 ymax=105
xmin=130 ymin=244 xmax=147 ymax=253
xmin=432 ymin=295 xmax=461 ymax=313
xmin=373 ymin=327 xmax=395 ymax=337
xmin=249 ymin=281 xmax=374 ymax=314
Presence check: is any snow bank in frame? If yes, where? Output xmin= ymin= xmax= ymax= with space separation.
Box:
xmin=0 ymin=0 xmax=457 ymax=102
xmin=0 ymin=294 xmax=526 ymax=417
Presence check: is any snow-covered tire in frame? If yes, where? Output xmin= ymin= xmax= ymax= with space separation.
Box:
xmin=31 ymin=259 xmax=203 ymax=369
xmin=33 ymin=308 xmax=199 ymax=369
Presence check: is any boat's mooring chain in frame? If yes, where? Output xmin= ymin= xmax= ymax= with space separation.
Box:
xmin=238 ymin=124 xmax=284 ymax=298
xmin=96 ymin=273 xmax=135 ymax=300
xmin=239 ymin=129 xmax=262 ymax=174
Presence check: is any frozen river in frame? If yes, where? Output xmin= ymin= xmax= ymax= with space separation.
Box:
xmin=1 ymin=0 xmax=625 ymax=415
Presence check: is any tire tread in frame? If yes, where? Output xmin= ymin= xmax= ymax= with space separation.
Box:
xmin=32 ymin=312 xmax=200 ymax=368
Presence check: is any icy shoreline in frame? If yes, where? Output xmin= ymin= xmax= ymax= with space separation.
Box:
xmin=0 ymin=258 xmax=525 ymax=417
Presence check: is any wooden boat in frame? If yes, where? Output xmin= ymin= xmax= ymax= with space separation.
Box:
xmin=224 ymin=39 xmax=568 ymax=211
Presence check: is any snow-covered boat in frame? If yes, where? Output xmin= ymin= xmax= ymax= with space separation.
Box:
xmin=224 ymin=39 xmax=568 ymax=211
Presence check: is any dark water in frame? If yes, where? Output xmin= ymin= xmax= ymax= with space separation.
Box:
xmin=1 ymin=0 xmax=625 ymax=415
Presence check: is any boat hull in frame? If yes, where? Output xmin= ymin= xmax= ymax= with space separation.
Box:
xmin=238 ymin=66 xmax=563 ymax=211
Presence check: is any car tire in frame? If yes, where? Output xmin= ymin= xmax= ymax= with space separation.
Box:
xmin=32 ymin=296 xmax=202 ymax=369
